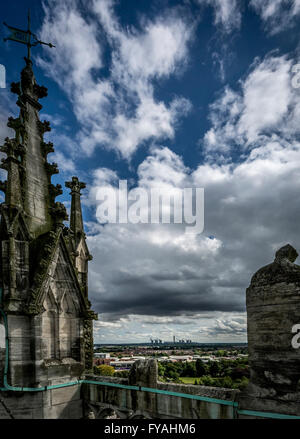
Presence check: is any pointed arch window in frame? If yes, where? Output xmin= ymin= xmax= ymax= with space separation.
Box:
xmin=41 ymin=246 xmax=82 ymax=362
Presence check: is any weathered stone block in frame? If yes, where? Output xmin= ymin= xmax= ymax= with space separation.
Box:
xmin=240 ymin=244 xmax=300 ymax=416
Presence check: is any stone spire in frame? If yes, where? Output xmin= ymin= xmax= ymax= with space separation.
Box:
xmin=0 ymin=57 xmax=66 ymax=238
xmin=65 ymin=176 xmax=92 ymax=297
xmin=65 ymin=176 xmax=86 ymax=244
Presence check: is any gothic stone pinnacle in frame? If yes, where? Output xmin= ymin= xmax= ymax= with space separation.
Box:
xmin=65 ymin=176 xmax=86 ymax=194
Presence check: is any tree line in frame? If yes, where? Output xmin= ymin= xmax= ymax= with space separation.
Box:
xmin=93 ymin=357 xmax=250 ymax=390
xmin=158 ymin=358 xmax=249 ymax=390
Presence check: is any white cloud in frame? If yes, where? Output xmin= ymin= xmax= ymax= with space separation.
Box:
xmin=38 ymin=0 xmax=193 ymax=159
xmin=250 ymin=0 xmax=300 ymax=34
xmin=45 ymin=129 xmax=81 ymax=176
xmin=93 ymin=167 xmax=119 ymax=185
xmin=112 ymin=97 xmax=191 ymax=158
xmin=51 ymin=151 xmax=76 ymax=173
xmin=40 ymin=112 xmax=64 ymax=128
xmin=94 ymin=0 xmax=191 ymax=79
xmin=93 ymin=314 xmax=248 ymax=344
xmin=92 ymin=312 xmax=247 ymax=343
xmin=203 ymin=54 xmax=299 ymax=160
xmin=198 ymin=314 xmax=247 ymax=339
xmin=0 ymin=90 xmax=16 ymax=145
xmin=238 ymin=56 xmax=293 ymax=142
xmin=197 ymin=0 xmax=242 ymax=32
xmin=39 ymin=0 xmax=102 ymax=90
xmin=138 ymin=145 xmax=189 ymax=188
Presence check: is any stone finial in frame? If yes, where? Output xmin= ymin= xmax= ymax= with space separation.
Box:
xmin=41 ymin=141 xmax=54 ymax=158
xmin=17 ymin=58 xmax=47 ymax=112
xmin=250 ymin=244 xmax=300 ymax=288
xmin=49 ymin=184 xmax=63 ymax=204
xmin=33 ymin=84 xmax=48 ymax=99
xmin=65 ymin=177 xmax=86 ymax=244
xmin=45 ymin=162 xmax=59 ymax=176
xmin=0 ymin=138 xmax=25 ymax=208
xmin=37 ymin=120 xmax=51 ymax=134
xmin=49 ymin=202 xmax=68 ymax=226
xmin=128 ymin=359 xmax=158 ymax=388
xmin=275 ymin=244 xmax=298 ymax=263
xmin=11 ymin=82 xmax=21 ymax=96
xmin=20 ymin=57 xmax=34 ymax=95
xmin=20 ymin=57 xmax=47 ymax=100
xmin=0 ymin=180 xmax=7 ymax=193
xmin=7 ymin=116 xmax=24 ymax=133
xmin=65 ymin=176 xmax=86 ymax=194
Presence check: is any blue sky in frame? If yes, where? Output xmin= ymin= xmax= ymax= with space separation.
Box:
xmin=1 ymin=0 xmax=300 ymax=343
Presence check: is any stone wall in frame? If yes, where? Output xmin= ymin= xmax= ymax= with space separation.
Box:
xmin=238 ymin=244 xmax=300 ymax=418
xmin=0 ymin=384 xmax=83 ymax=419
xmin=82 ymin=360 xmax=239 ymax=419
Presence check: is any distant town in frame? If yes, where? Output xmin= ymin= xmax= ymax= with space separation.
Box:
xmin=93 ymin=342 xmax=249 ymax=390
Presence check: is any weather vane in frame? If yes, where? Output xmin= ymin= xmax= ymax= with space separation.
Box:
xmin=3 ymin=9 xmax=55 ymax=59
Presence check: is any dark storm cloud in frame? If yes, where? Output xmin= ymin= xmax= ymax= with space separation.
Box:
xmin=89 ymin=261 xmax=246 ymax=318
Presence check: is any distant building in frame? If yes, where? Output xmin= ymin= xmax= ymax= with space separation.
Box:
xmin=94 ymin=353 xmax=110 ymax=359
xmin=110 ymin=360 xmax=135 ymax=370
xmin=169 ymin=355 xmax=193 ymax=362
xmin=94 ymin=358 xmax=111 ymax=366
xmin=94 ymin=353 xmax=111 ymax=365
